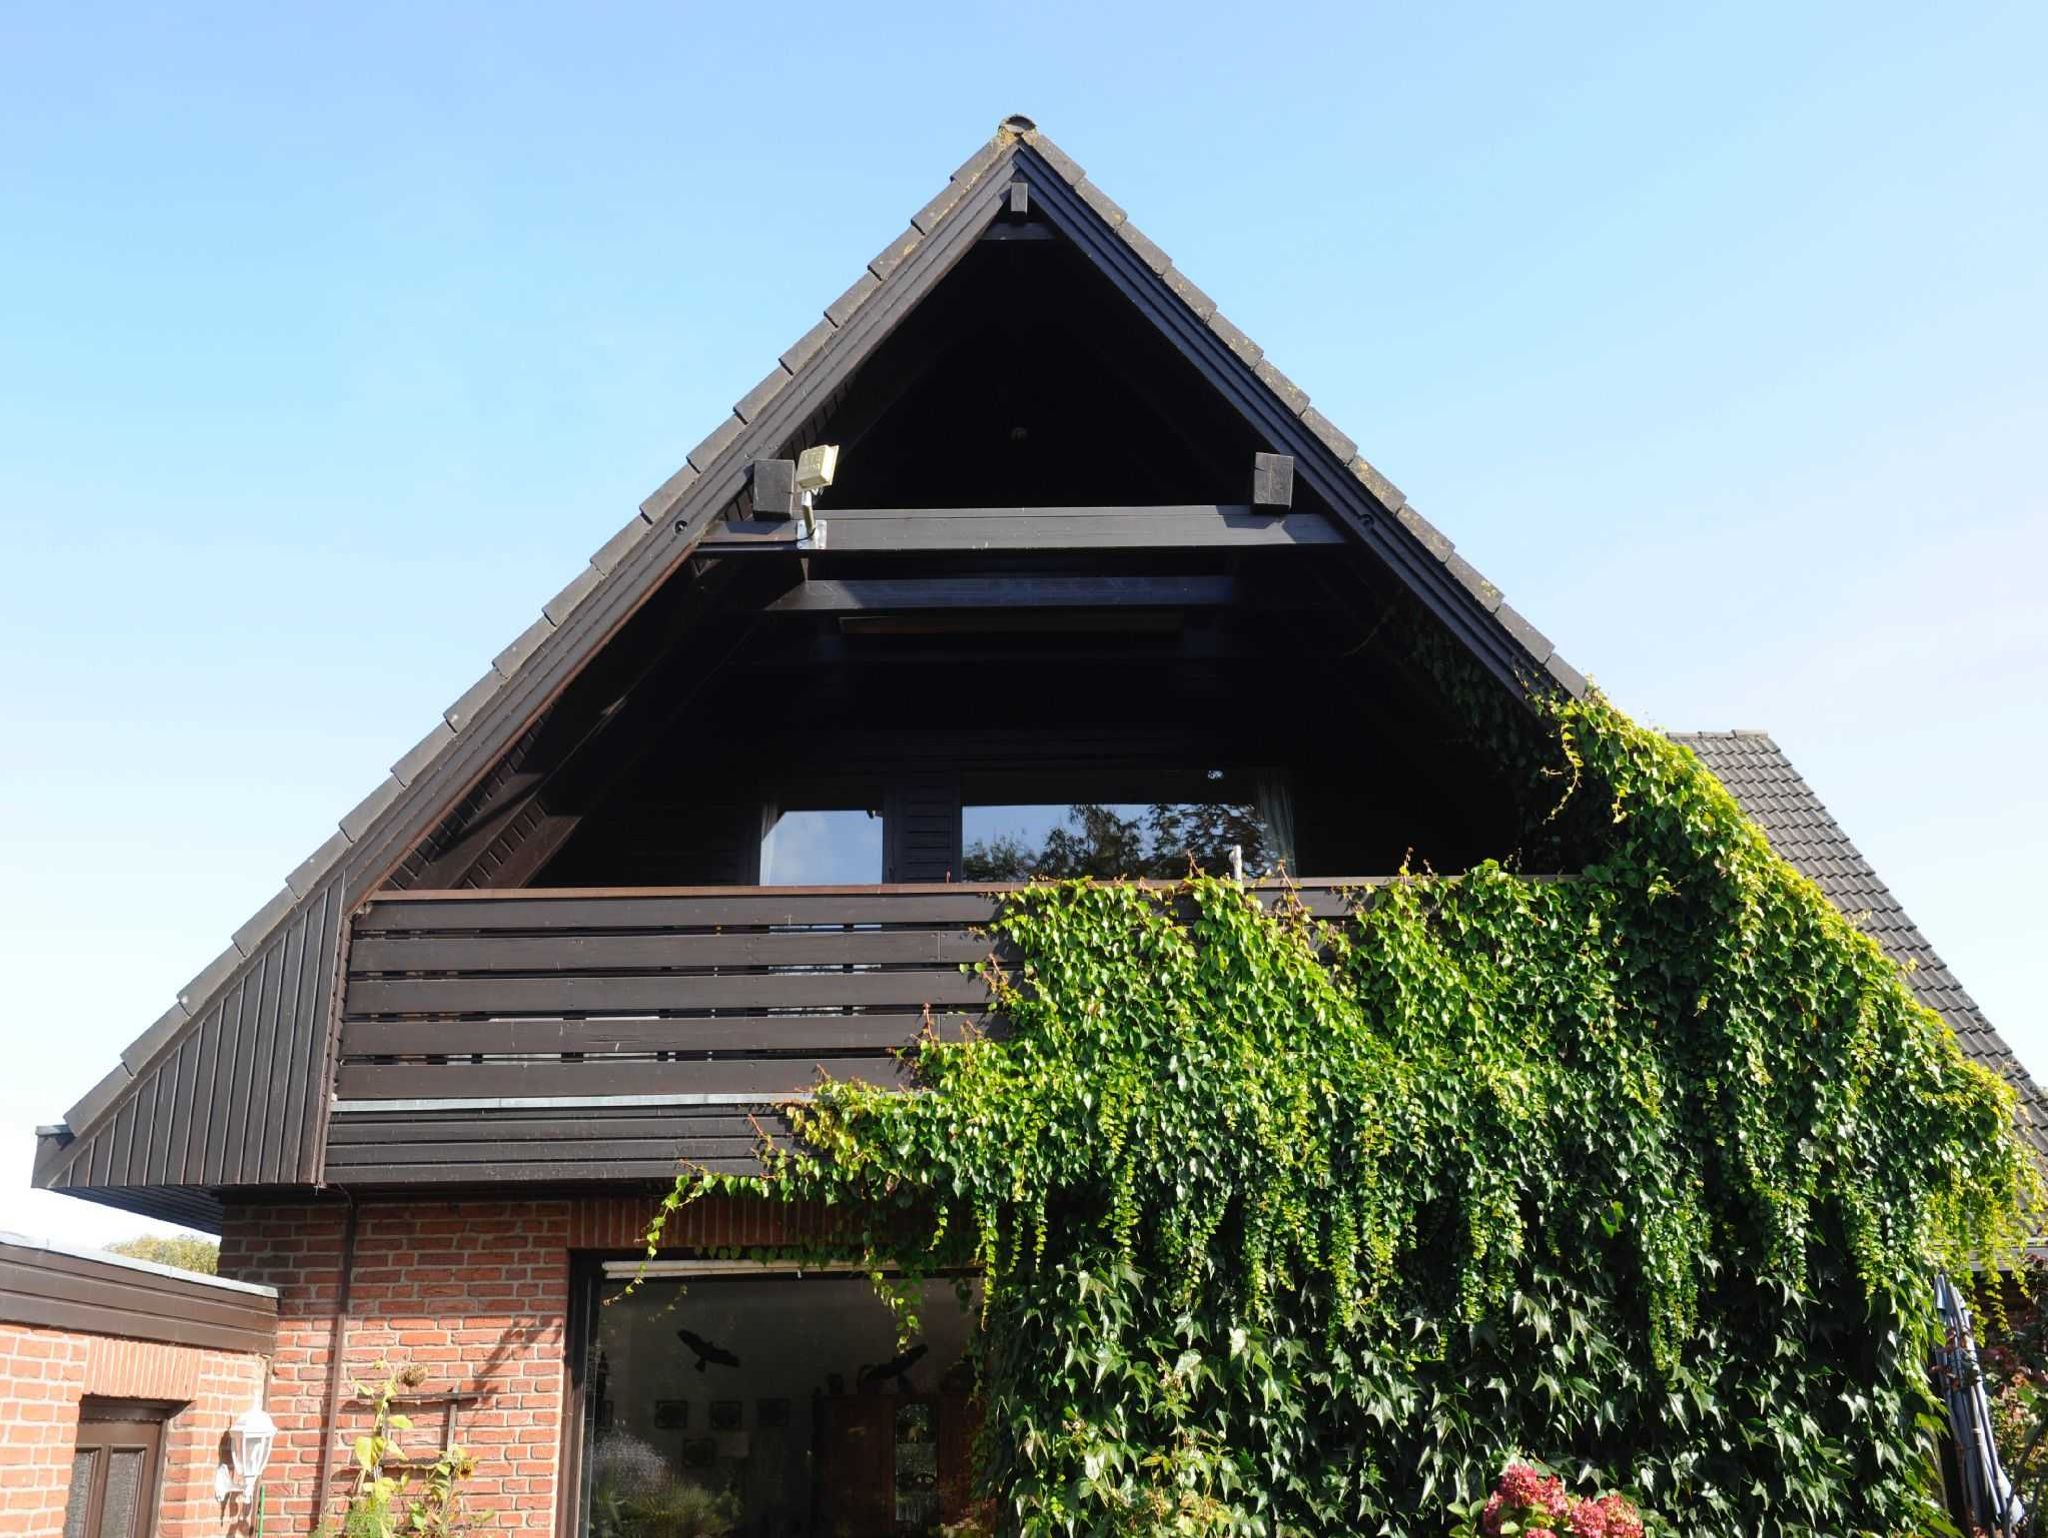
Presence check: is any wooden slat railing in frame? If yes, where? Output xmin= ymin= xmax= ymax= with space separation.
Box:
xmin=334 ymin=880 xmax=1372 ymax=1110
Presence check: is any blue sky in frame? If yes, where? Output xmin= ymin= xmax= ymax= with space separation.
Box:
xmin=2 ymin=1 xmax=2042 ymax=1245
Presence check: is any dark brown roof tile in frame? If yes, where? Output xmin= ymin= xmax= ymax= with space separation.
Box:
xmin=1445 ymin=553 xmax=1503 ymax=612
xmin=1254 ymin=359 xmax=1310 ymax=417
xmin=779 ymin=317 xmax=836 ymax=376
xmin=912 ymin=176 xmax=973 ymax=235
xmin=1163 ymin=266 xmax=1218 ymax=321
xmin=1206 ymin=311 xmax=1264 ymax=368
xmin=1301 ymin=406 xmax=1358 ymax=464
xmin=1116 ymin=221 xmax=1172 ymax=276
xmin=684 ymin=413 xmax=745 ymax=474
xmin=588 ymin=518 xmax=648 ymax=577
xmin=866 ymin=226 xmax=923 ymax=283
xmin=1350 ymin=455 xmax=1409 ymax=515
xmin=825 ymin=270 xmax=882 ymax=328
xmin=733 ymin=364 xmax=793 ymax=424
xmin=1493 ymin=603 xmax=1553 ymax=664
xmin=1543 ymin=652 xmax=1589 ymax=697
xmin=1674 ymin=730 xmax=2045 ymax=1155
xmin=1074 ymin=179 xmax=1127 ymax=228
xmin=637 ymin=462 xmax=698 ymax=524
xmin=390 ymin=721 xmax=456 ymax=787
xmin=543 ymin=566 xmax=603 ymax=627
xmin=948 ymin=135 xmax=1009 ymax=188
xmin=286 ymin=829 xmax=351 ymax=897
xmin=63 ymin=1064 xmax=134 ymax=1136
xmin=177 ymin=944 xmax=245 ymax=1013
xmin=119 ymin=1003 xmax=190 ymax=1075
xmin=337 ymin=774 xmax=405 ymax=845
xmin=230 ymin=886 xmax=298 ymax=957
xmin=1394 ymin=504 xmax=1452 ymax=561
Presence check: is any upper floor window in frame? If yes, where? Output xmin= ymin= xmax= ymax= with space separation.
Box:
xmin=961 ymin=772 xmax=1293 ymax=881
xmin=759 ymin=806 xmax=883 ymax=886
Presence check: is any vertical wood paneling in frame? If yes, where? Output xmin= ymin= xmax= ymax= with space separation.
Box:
xmin=205 ymin=987 xmax=246 ymax=1186
xmin=45 ymin=879 xmax=345 ymax=1199
xmin=172 ymin=1035 xmax=203 ymax=1187
xmin=276 ymin=887 xmax=327 ymax=1183
xmin=246 ymin=952 xmax=283 ymax=1178
xmin=195 ymin=991 xmax=234 ymax=1187
xmin=142 ymin=1046 xmax=175 ymax=1186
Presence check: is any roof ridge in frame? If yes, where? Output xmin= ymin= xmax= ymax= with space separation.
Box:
xmin=41 ymin=114 xmax=1587 ymax=1163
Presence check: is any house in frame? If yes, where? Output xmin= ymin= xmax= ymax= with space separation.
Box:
xmin=0 ymin=1232 xmax=275 ymax=1538
xmin=20 ymin=116 xmax=2043 ymax=1538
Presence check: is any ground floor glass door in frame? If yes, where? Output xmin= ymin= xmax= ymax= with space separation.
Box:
xmin=580 ymin=1271 xmax=980 ymax=1538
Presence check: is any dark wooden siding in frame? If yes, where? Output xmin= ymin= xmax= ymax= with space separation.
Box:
xmin=885 ymin=773 xmax=962 ymax=882
xmin=327 ymin=881 xmax=1370 ymax=1181
xmin=0 ymin=1237 xmax=276 ymax=1355
xmin=35 ymin=882 xmax=344 ymax=1200
xmin=325 ymin=1104 xmax=797 ymax=1184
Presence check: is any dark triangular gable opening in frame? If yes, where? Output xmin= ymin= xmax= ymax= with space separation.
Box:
xmin=385 ymin=207 xmax=1563 ymax=894
xmin=783 ymin=231 xmax=1269 ymax=509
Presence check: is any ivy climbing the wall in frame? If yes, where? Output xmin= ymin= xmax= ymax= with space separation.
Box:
xmin=646 ymin=696 xmax=2038 ymax=1538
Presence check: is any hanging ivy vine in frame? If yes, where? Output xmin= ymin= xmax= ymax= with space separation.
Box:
xmin=644 ymin=695 xmax=2037 ymax=1537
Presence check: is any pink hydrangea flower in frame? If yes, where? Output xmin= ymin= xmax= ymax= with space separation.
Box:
xmin=1594 ymin=1493 xmax=1644 ymax=1538
xmin=1498 ymin=1462 xmax=1548 ymax=1508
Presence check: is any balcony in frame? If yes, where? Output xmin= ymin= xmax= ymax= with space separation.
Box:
xmin=326 ymin=880 xmax=1366 ymax=1185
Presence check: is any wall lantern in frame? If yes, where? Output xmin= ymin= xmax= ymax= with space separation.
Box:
xmin=214 ymin=1406 xmax=278 ymax=1502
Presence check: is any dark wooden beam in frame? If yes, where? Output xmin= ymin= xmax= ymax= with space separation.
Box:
xmin=766 ymin=575 xmax=1236 ymax=613
xmin=750 ymin=459 xmax=796 ymax=520
xmin=704 ymin=506 xmax=1341 ymax=553
xmin=1253 ymin=452 xmax=1295 ymax=510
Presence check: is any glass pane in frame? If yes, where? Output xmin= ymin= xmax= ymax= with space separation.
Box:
xmin=62 ymin=1449 xmax=98 ymax=1538
xmin=760 ymin=809 xmax=882 ymax=886
xmin=585 ymin=1273 xmax=978 ymax=1538
xmin=98 ymin=1448 xmax=144 ymax=1538
xmin=893 ymin=1403 xmax=939 ymax=1527
xmin=962 ymin=799 xmax=1275 ymax=880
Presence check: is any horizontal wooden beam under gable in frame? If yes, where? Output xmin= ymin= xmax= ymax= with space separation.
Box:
xmin=765 ymin=574 xmax=1237 ymax=612
xmin=703 ymin=505 xmax=1341 ymax=553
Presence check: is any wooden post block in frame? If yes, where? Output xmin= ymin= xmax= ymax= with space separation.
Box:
xmin=751 ymin=459 xmax=797 ymax=520
xmin=1008 ymin=180 xmax=1030 ymax=217
xmin=1252 ymin=452 xmax=1295 ymax=511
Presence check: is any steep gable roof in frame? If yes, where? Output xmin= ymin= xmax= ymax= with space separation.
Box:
xmin=37 ymin=115 xmax=1592 ymax=1219
xmin=1674 ymin=731 xmax=2045 ymax=1155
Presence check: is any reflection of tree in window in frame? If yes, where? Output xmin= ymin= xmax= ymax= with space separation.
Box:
xmin=962 ymin=801 xmax=1271 ymax=881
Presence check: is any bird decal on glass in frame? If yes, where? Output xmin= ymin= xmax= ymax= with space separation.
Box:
xmin=676 ymin=1327 xmax=742 ymax=1373
xmin=856 ymin=1343 xmax=928 ymax=1390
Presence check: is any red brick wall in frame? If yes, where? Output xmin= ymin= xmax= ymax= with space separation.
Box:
xmin=218 ymin=1201 xmax=571 ymax=1536
xmin=216 ymin=1193 xmax=833 ymax=1538
xmin=0 ymin=1322 xmax=268 ymax=1538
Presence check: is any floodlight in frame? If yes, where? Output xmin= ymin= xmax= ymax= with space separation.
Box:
xmin=795 ymin=444 xmax=839 ymax=493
